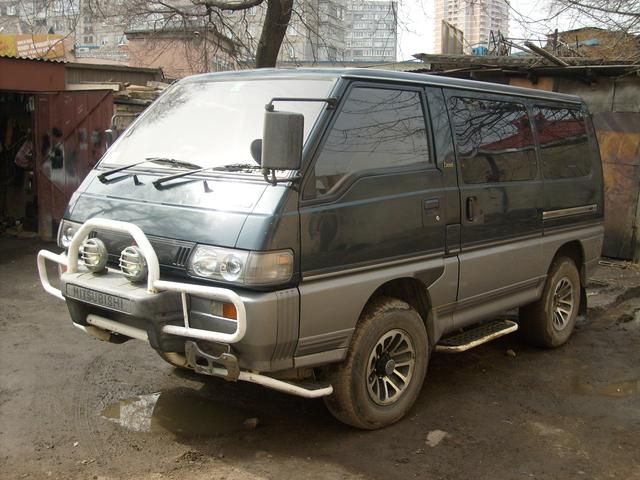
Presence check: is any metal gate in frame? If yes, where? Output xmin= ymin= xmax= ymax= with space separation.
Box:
xmin=594 ymin=112 xmax=640 ymax=261
xmin=34 ymin=90 xmax=113 ymax=240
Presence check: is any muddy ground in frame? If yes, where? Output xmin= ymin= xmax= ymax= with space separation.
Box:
xmin=1 ymin=237 xmax=639 ymax=480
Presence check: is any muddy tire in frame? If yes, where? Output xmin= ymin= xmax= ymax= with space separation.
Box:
xmin=519 ymin=256 xmax=581 ymax=348
xmin=156 ymin=351 xmax=191 ymax=370
xmin=323 ymin=297 xmax=428 ymax=430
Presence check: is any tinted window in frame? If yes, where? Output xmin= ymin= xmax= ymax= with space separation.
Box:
xmin=449 ymin=97 xmax=537 ymax=184
xmin=310 ymin=87 xmax=430 ymax=198
xmin=533 ymin=106 xmax=591 ymax=179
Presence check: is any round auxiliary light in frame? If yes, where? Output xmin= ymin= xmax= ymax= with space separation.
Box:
xmin=79 ymin=238 xmax=108 ymax=273
xmin=119 ymin=246 xmax=148 ymax=283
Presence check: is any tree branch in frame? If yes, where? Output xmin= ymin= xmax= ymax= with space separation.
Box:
xmin=192 ymin=0 xmax=265 ymax=12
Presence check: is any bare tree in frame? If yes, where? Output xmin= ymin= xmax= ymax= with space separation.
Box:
xmin=1 ymin=0 xmax=297 ymax=67
xmin=549 ymin=0 xmax=640 ymax=34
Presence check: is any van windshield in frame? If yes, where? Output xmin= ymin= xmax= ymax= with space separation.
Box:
xmin=100 ymin=77 xmax=336 ymax=171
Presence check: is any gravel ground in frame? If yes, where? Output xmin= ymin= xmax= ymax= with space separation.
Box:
xmin=1 ymin=237 xmax=639 ymax=480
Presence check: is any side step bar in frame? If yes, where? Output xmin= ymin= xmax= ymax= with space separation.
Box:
xmin=436 ymin=319 xmax=518 ymax=353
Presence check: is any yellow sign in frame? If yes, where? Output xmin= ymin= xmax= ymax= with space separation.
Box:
xmin=0 ymin=34 xmax=65 ymax=59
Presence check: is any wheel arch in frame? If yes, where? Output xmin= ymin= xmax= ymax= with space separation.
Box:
xmin=364 ymin=277 xmax=434 ymax=345
xmin=551 ymin=240 xmax=587 ymax=315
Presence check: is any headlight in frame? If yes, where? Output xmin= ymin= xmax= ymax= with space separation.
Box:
xmin=57 ymin=220 xmax=81 ymax=248
xmin=188 ymin=246 xmax=293 ymax=286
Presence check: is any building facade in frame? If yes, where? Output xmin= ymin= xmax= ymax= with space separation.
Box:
xmin=344 ymin=0 xmax=396 ymax=62
xmin=1 ymin=0 xmax=398 ymax=68
xmin=433 ymin=0 xmax=509 ymax=54
xmin=242 ymin=0 xmax=396 ymax=65
xmin=126 ymin=28 xmax=236 ymax=79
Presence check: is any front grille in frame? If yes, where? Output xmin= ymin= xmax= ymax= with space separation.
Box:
xmin=86 ymin=227 xmax=195 ymax=272
xmin=173 ymin=246 xmax=192 ymax=267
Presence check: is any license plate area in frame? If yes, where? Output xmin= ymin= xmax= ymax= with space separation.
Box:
xmin=66 ymin=284 xmax=133 ymax=314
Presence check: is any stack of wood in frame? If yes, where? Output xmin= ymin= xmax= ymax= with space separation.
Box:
xmin=114 ymin=81 xmax=170 ymax=104
xmin=66 ymin=80 xmax=171 ymax=105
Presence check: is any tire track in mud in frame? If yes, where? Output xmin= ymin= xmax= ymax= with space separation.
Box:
xmin=587 ymin=285 xmax=640 ymax=320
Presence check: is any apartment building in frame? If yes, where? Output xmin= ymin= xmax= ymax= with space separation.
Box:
xmin=244 ymin=0 xmax=396 ymax=64
xmin=433 ymin=0 xmax=509 ymax=54
xmin=344 ymin=0 xmax=396 ymax=62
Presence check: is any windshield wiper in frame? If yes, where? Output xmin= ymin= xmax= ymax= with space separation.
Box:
xmin=213 ymin=163 xmax=262 ymax=172
xmin=98 ymin=157 xmax=202 ymax=184
xmin=145 ymin=157 xmax=203 ymax=170
xmin=152 ymin=163 xmax=262 ymax=188
xmin=98 ymin=160 xmax=150 ymax=183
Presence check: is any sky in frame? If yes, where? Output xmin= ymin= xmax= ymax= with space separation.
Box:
xmin=396 ymin=0 xmax=584 ymax=60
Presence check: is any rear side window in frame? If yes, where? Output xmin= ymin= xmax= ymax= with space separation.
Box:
xmin=533 ymin=106 xmax=591 ymax=179
xmin=449 ymin=97 xmax=537 ymax=184
xmin=309 ymin=86 xmax=430 ymax=198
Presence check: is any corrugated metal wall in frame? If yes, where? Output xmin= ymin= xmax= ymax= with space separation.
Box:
xmin=556 ymin=77 xmax=640 ymax=262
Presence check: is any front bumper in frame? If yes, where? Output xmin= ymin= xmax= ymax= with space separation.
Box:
xmin=37 ymin=217 xmax=332 ymax=399
xmin=38 ymin=218 xmax=247 ymax=344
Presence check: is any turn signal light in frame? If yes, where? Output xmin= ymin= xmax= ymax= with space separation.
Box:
xmin=223 ymin=303 xmax=237 ymax=320
xmin=211 ymin=301 xmax=237 ymax=320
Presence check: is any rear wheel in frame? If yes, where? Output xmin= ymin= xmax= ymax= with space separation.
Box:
xmin=324 ymin=297 xmax=428 ymax=429
xmin=519 ymin=256 xmax=581 ymax=348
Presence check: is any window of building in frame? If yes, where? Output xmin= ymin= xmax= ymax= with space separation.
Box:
xmin=308 ymin=87 xmax=430 ymax=198
xmin=533 ymin=106 xmax=591 ymax=179
xmin=449 ymin=97 xmax=537 ymax=184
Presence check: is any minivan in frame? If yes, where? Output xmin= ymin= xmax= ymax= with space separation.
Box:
xmin=38 ymin=69 xmax=604 ymax=429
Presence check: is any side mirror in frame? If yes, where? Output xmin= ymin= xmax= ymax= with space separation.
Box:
xmin=261 ymin=110 xmax=304 ymax=171
xmin=250 ymin=138 xmax=262 ymax=165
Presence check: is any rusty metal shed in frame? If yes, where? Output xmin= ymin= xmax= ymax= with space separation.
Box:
xmin=0 ymin=55 xmax=66 ymax=91
xmin=410 ymin=54 xmax=640 ymax=262
xmin=0 ymin=56 xmax=113 ymax=240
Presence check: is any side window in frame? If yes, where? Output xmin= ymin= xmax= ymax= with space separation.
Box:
xmin=308 ymin=86 xmax=430 ymax=198
xmin=533 ymin=106 xmax=591 ymax=179
xmin=449 ymin=97 xmax=537 ymax=184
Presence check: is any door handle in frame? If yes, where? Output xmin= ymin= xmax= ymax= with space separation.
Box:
xmin=423 ymin=198 xmax=440 ymax=212
xmin=466 ymin=196 xmax=476 ymax=222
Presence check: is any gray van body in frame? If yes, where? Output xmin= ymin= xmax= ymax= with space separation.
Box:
xmin=41 ymin=68 xmax=604 ymax=383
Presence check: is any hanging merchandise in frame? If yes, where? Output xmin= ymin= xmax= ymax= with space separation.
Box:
xmin=15 ymin=138 xmax=34 ymax=169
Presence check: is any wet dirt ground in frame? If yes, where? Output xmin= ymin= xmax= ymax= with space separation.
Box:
xmin=1 ymin=237 xmax=639 ymax=480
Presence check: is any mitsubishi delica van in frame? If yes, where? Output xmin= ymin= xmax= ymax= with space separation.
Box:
xmin=37 ymin=69 xmax=604 ymax=429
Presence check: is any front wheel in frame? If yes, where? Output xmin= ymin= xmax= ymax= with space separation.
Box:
xmin=519 ymin=256 xmax=581 ymax=348
xmin=324 ymin=297 xmax=429 ymax=429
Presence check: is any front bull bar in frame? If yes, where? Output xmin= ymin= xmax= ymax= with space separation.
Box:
xmin=37 ymin=217 xmax=247 ymax=344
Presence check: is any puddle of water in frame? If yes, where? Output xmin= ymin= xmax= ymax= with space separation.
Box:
xmin=102 ymin=392 xmax=160 ymax=432
xmin=598 ymin=380 xmax=640 ymax=398
xmin=572 ymin=378 xmax=640 ymax=398
xmin=102 ymin=390 xmax=252 ymax=436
